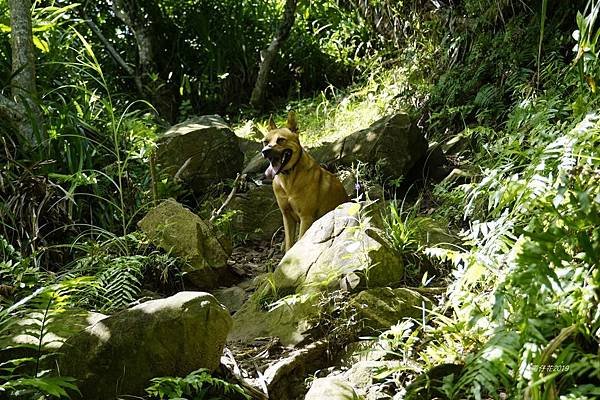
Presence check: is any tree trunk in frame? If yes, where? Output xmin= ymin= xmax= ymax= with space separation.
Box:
xmin=8 ymin=0 xmax=40 ymax=143
xmin=250 ymin=0 xmax=297 ymax=110
xmin=112 ymin=0 xmax=179 ymax=122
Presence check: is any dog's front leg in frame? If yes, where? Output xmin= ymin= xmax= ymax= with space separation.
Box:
xmin=282 ymin=210 xmax=298 ymax=252
xmin=298 ymin=215 xmax=315 ymax=239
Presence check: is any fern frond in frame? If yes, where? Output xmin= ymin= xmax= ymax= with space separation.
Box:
xmin=97 ymin=256 xmax=144 ymax=312
xmin=452 ymin=331 xmax=520 ymax=399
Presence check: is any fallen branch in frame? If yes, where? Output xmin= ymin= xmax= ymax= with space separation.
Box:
xmin=209 ymin=173 xmax=245 ymax=223
xmin=173 ymin=157 xmax=192 ymax=182
xmin=220 ymin=348 xmax=268 ymax=400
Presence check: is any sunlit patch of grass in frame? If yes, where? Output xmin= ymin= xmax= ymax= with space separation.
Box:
xmin=233 ymin=61 xmax=431 ymax=146
xmin=290 ymin=65 xmax=424 ymax=146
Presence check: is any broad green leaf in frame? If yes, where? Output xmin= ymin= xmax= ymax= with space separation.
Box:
xmin=33 ymin=36 xmax=50 ymax=53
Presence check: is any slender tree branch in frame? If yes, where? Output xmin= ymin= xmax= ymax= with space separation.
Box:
xmin=82 ymin=15 xmax=143 ymax=94
xmin=250 ymin=0 xmax=297 ymax=109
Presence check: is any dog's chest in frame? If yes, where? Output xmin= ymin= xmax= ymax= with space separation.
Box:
xmin=274 ymin=177 xmax=311 ymax=215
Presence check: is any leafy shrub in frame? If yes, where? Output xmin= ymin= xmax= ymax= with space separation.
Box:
xmin=146 ymin=368 xmax=250 ymax=400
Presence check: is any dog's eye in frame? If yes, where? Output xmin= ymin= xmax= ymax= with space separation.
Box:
xmin=276 ymin=137 xmax=286 ymax=144
xmin=262 ymin=140 xmax=268 ymax=146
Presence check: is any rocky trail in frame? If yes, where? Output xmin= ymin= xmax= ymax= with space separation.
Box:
xmin=2 ymin=113 xmax=453 ymax=400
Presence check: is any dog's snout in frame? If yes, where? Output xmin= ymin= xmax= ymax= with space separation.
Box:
xmin=262 ymin=146 xmax=273 ymax=158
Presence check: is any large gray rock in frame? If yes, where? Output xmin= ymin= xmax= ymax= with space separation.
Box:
xmin=305 ymin=377 xmax=362 ymax=400
xmin=59 ymin=292 xmax=232 ymax=400
xmin=270 ymin=202 xmax=403 ymax=293
xmin=157 ymin=115 xmax=244 ymax=192
xmin=138 ymin=199 xmax=233 ymax=289
xmin=229 ymin=202 xmax=404 ymax=345
xmin=312 ymin=113 xmax=427 ymax=179
xmin=0 ymin=309 xmax=105 ymax=351
xmin=227 ymin=184 xmax=282 ymax=241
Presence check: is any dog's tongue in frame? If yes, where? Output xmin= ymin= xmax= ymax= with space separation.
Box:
xmin=264 ymin=156 xmax=282 ymax=180
xmin=264 ymin=151 xmax=292 ymax=179
xmin=265 ymin=164 xmax=276 ymax=179
xmin=271 ymin=157 xmax=283 ymax=175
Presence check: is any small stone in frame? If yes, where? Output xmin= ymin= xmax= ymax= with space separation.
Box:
xmin=305 ymin=376 xmax=363 ymax=400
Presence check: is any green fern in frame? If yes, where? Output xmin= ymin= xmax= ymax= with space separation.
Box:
xmin=423 ymin=111 xmax=600 ymax=399
xmin=97 ymin=256 xmax=145 ymax=311
xmin=0 ymin=284 xmax=85 ymax=399
xmin=146 ymin=368 xmax=250 ymax=400
xmin=449 ymin=332 xmax=520 ymax=399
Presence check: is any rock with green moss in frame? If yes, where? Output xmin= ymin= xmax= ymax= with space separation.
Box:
xmin=351 ymin=287 xmax=432 ymax=333
xmin=59 ymin=292 xmax=232 ymax=400
xmin=271 ymin=202 xmax=403 ymax=293
xmin=305 ymin=377 xmax=363 ymax=400
xmin=312 ymin=113 xmax=427 ymax=179
xmin=157 ymin=115 xmax=244 ymax=192
xmin=138 ymin=199 xmax=233 ymax=289
xmin=229 ymin=202 xmax=404 ymax=345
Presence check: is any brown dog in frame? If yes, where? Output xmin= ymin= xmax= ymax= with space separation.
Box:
xmin=262 ymin=112 xmax=349 ymax=252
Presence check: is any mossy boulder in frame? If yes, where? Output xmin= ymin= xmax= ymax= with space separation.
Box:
xmin=0 ymin=310 xmax=106 ymax=373
xmin=312 ymin=113 xmax=427 ymax=180
xmin=59 ymin=292 xmax=232 ymax=400
xmin=270 ymin=202 xmax=402 ymax=293
xmin=138 ymin=199 xmax=233 ymax=289
xmin=229 ymin=202 xmax=404 ymax=345
xmin=157 ymin=115 xmax=244 ymax=192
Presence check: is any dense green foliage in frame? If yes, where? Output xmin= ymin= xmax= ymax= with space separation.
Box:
xmin=146 ymin=368 xmax=250 ymax=400
xmin=371 ymin=1 xmax=600 ymax=398
xmin=1 ymin=0 xmax=599 ymax=399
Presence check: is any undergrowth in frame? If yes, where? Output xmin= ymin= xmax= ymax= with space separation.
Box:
xmin=146 ymin=368 xmax=250 ymax=400
xmin=366 ymin=1 xmax=600 ymax=399
xmin=2 ymin=1 xmax=599 ymax=399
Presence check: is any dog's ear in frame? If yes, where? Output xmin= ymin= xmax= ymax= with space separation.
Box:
xmin=268 ymin=115 xmax=277 ymax=130
xmin=286 ymin=111 xmax=298 ymax=133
